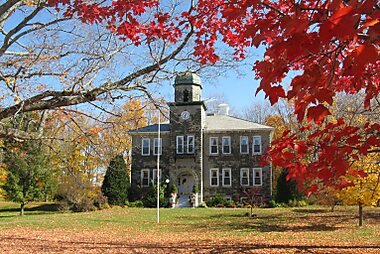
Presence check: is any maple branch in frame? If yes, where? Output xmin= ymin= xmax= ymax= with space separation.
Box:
xmin=260 ymin=1 xmax=285 ymax=17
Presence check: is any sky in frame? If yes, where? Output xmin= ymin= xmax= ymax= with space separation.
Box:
xmin=202 ymin=66 xmax=265 ymax=114
xmin=156 ymin=45 xmax=268 ymax=115
xmin=3 ymin=1 xmax=271 ymax=118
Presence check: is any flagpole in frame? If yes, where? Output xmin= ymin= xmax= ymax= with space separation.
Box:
xmin=157 ymin=110 xmax=160 ymax=223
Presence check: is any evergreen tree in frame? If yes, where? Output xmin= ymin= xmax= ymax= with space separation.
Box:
xmin=101 ymin=154 xmax=129 ymax=206
xmin=275 ymin=168 xmax=304 ymax=204
xmin=3 ymin=140 xmax=51 ymax=216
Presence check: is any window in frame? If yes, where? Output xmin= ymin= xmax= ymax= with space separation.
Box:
xmin=253 ymin=136 xmax=262 ymax=154
xmin=183 ymin=89 xmax=189 ymax=102
xmin=152 ymin=168 xmax=162 ymax=183
xmin=240 ymin=168 xmax=250 ymax=187
xmin=142 ymin=138 xmax=150 ymax=156
xmin=210 ymin=168 xmax=219 ymax=187
xmin=141 ymin=169 xmax=150 ymax=187
xmin=222 ymin=136 xmax=231 ymax=154
xmin=153 ymin=138 xmax=162 ymax=155
xmin=210 ymin=137 xmax=218 ymax=155
xmin=253 ymin=168 xmax=262 ymax=186
xmin=240 ymin=136 xmax=249 ymax=154
xmin=176 ymin=136 xmax=184 ymax=154
xmin=187 ymin=135 xmax=195 ymax=154
xmin=222 ymin=168 xmax=231 ymax=187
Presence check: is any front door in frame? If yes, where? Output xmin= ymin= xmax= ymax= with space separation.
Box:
xmin=178 ymin=173 xmax=194 ymax=194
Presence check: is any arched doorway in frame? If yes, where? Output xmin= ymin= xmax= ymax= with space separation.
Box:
xmin=178 ymin=172 xmax=194 ymax=195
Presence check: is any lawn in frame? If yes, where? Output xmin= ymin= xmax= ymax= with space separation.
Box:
xmin=0 ymin=202 xmax=379 ymax=253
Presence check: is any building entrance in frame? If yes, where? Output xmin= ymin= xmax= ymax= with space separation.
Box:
xmin=178 ymin=172 xmax=194 ymax=195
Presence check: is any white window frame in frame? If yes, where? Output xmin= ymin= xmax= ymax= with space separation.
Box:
xmin=152 ymin=168 xmax=162 ymax=183
xmin=240 ymin=168 xmax=250 ymax=187
xmin=222 ymin=168 xmax=232 ymax=187
xmin=210 ymin=137 xmax=218 ymax=155
xmin=253 ymin=136 xmax=262 ymax=155
xmin=153 ymin=138 xmax=162 ymax=156
xmin=141 ymin=138 xmax=150 ymax=156
xmin=210 ymin=168 xmax=219 ymax=187
xmin=222 ymin=136 xmax=231 ymax=154
xmin=187 ymin=135 xmax=195 ymax=154
xmin=253 ymin=168 xmax=262 ymax=186
xmin=176 ymin=136 xmax=184 ymax=154
xmin=141 ymin=169 xmax=150 ymax=187
xmin=240 ymin=136 xmax=249 ymax=154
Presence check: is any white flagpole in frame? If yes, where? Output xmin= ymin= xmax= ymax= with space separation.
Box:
xmin=157 ymin=110 xmax=160 ymax=223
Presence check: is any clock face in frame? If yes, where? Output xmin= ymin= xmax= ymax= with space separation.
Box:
xmin=180 ymin=110 xmax=190 ymax=120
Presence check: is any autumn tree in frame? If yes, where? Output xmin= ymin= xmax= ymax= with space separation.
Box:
xmin=95 ymin=99 xmax=152 ymax=168
xmin=101 ymin=154 xmax=129 ymax=206
xmin=189 ymin=0 xmax=379 ymax=197
xmin=0 ymin=0 xmax=235 ymax=141
xmin=337 ymin=154 xmax=380 ymax=226
xmin=3 ymin=139 xmax=51 ymax=215
xmin=0 ymin=0 xmax=378 ymax=205
xmin=1 ymin=113 xmax=52 ymax=215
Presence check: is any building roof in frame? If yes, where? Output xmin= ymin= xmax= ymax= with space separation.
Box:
xmin=204 ymin=115 xmax=273 ymax=132
xmin=174 ymin=71 xmax=202 ymax=87
xmin=129 ymin=123 xmax=170 ymax=134
xmin=129 ymin=115 xmax=273 ymax=134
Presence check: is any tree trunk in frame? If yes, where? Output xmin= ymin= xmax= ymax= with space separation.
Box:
xmin=358 ymin=203 xmax=363 ymax=227
xmin=20 ymin=202 xmax=25 ymax=216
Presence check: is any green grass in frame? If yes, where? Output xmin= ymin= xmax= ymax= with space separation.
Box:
xmin=0 ymin=202 xmax=379 ymax=243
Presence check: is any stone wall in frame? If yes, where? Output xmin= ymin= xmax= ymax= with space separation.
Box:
xmin=202 ymin=130 xmax=272 ymax=202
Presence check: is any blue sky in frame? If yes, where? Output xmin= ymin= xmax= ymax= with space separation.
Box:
xmin=203 ymin=66 xmax=265 ymax=113
xmin=155 ymin=45 xmax=268 ymax=114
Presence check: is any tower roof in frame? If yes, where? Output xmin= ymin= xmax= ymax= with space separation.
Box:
xmin=174 ymin=71 xmax=202 ymax=87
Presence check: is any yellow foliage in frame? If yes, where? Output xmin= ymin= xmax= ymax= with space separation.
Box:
xmin=23 ymin=0 xmax=38 ymax=6
xmin=337 ymin=154 xmax=380 ymax=207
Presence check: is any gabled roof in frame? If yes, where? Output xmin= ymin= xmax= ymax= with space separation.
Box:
xmin=129 ymin=123 xmax=170 ymax=134
xmin=204 ymin=115 xmax=273 ymax=132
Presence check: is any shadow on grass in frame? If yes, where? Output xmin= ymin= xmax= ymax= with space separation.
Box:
xmin=293 ymin=208 xmax=329 ymax=214
xmin=0 ymin=203 xmax=60 ymax=214
xmin=175 ymin=209 xmax=368 ymax=233
xmin=0 ymin=235 xmax=379 ymax=253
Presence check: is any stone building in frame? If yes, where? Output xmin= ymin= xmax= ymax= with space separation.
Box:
xmin=129 ymin=72 xmax=273 ymax=206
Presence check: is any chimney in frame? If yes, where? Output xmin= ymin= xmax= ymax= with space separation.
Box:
xmin=217 ymin=103 xmax=229 ymax=116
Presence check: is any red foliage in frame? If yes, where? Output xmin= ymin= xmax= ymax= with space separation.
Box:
xmin=47 ymin=0 xmax=379 ymax=194
xmin=262 ymin=119 xmax=380 ymax=195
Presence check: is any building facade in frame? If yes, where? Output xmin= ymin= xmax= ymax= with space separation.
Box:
xmin=129 ymin=72 xmax=273 ymax=206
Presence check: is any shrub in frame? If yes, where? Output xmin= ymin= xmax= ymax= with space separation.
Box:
xmin=142 ymin=184 xmax=168 ymax=208
xmin=192 ymin=184 xmax=199 ymax=193
xmin=93 ymin=192 xmax=108 ymax=210
xmin=128 ymin=200 xmax=144 ymax=207
xmin=267 ymin=199 xmax=282 ymax=208
xmin=225 ymin=199 xmax=236 ymax=208
xmin=198 ymin=202 xmax=208 ymax=208
xmin=170 ymin=183 xmax=178 ymax=194
xmin=205 ymin=194 xmax=228 ymax=207
xmin=288 ymin=199 xmax=308 ymax=207
xmin=57 ymin=175 xmax=104 ymax=212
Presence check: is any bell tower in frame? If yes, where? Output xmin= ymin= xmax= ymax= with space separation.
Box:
xmin=174 ymin=72 xmax=202 ymax=103
xmin=168 ymin=71 xmax=206 ymax=203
